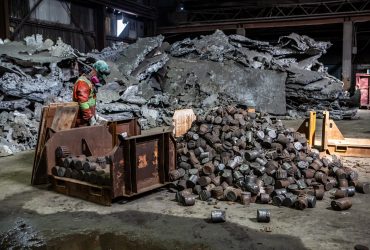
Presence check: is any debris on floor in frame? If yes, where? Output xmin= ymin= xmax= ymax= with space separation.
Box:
xmin=173 ymin=106 xmax=368 ymax=210
xmin=0 ymin=219 xmax=46 ymax=249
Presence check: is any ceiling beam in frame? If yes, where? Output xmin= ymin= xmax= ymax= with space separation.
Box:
xmin=157 ymin=12 xmax=370 ymax=34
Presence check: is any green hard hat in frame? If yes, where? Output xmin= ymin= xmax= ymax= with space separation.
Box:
xmin=93 ymin=60 xmax=110 ymax=76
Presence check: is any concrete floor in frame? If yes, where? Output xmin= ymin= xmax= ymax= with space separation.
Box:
xmin=1 ymin=111 xmax=370 ymax=249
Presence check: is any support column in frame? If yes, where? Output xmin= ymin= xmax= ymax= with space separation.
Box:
xmin=96 ymin=5 xmax=106 ymax=51
xmin=0 ymin=0 xmax=10 ymax=39
xmin=342 ymin=21 xmax=353 ymax=91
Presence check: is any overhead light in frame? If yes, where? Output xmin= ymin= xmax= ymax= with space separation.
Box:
xmin=176 ymin=2 xmax=185 ymax=12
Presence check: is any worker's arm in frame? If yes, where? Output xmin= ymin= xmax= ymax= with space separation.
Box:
xmin=74 ymin=80 xmax=94 ymax=121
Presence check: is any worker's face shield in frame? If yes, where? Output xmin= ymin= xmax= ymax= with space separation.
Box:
xmin=97 ymin=69 xmax=110 ymax=85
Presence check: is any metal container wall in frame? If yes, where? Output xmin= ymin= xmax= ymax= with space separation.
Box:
xmin=356 ymin=73 xmax=370 ymax=108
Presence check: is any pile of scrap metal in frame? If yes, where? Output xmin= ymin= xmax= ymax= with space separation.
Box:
xmin=173 ymin=106 xmax=369 ymax=210
xmin=0 ymin=31 xmax=356 ymax=156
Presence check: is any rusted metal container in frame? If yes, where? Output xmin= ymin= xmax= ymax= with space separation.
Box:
xmin=198 ymin=176 xmax=212 ymax=187
xmin=272 ymin=194 xmax=285 ymax=206
xmin=355 ymin=182 xmax=370 ymax=194
xmin=241 ymin=191 xmax=251 ymax=206
xmin=259 ymin=193 xmax=270 ymax=204
xmin=294 ymin=196 xmax=308 ymax=210
xmin=211 ymin=210 xmax=226 ymax=223
xmin=306 ymin=195 xmax=316 ymax=208
xmin=183 ymin=196 xmax=196 ymax=206
xmin=275 ymin=179 xmax=290 ymax=189
xmin=338 ymin=178 xmax=349 ymax=188
xmin=282 ymin=193 xmax=298 ymax=207
xmin=211 ymin=186 xmax=224 ymax=199
xmin=335 ymin=189 xmax=348 ymax=199
xmin=186 ymin=175 xmax=199 ymax=188
xmin=199 ymin=190 xmax=212 ymax=201
xmin=314 ymin=171 xmax=327 ymax=184
xmin=314 ymin=188 xmax=325 ymax=200
xmin=245 ymin=150 xmax=260 ymax=161
xmin=347 ymin=186 xmax=356 ymax=197
xmin=335 ymin=168 xmax=347 ymax=179
xmin=331 ymin=197 xmax=352 ymax=210
xmin=224 ymin=187 xmax=241 ymax=202
xmin=276 ymin=169 xmax=288 ymax=180
xmin=257 ymin=209 xmax=271 ymax=223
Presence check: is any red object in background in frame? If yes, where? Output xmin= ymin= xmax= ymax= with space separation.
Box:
xmin=356 ymin=73 xmax=370 ymax=108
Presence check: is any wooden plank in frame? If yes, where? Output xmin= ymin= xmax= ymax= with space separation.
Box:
xmin=172 ymin=109 xmax=196 ymax=138
xmin=50 ymin=104 xmax=78 ymax=132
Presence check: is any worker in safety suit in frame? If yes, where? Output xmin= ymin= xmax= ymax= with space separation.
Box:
xmin=73 ymin=60 xmax=110 ymax=126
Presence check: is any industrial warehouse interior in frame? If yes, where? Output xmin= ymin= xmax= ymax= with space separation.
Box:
xmin=1 ymin=0 xmax=370 ymax=249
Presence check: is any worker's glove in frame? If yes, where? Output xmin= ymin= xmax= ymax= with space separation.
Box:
xmin=89 ymin=116 xmax=97 ymax=126
xmin=95 ymin=114 xmax=108 ymax=125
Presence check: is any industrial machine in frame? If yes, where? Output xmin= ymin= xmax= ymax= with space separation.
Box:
xmin=31 ymin=102 xmax=176 ymax=205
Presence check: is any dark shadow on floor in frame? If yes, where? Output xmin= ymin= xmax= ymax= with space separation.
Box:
xmin=0 ymin=191 xmax=308 ymax=250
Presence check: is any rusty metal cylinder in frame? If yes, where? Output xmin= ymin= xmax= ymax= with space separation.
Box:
xmin=338 ymin=178 xmax=349 ymax=188
xmin=259 ymin=193 xmax=270 ymax=204
xmin=257 ymin=209 xmax=271 ymax=223
xmin=335 ymin=168 xmax=347 ymax=179
xmin=314 ymin=188 xmax=325 ymax=200
xmin=303 ymin=169 xmax=316 ymax=179
xmin=245 ymin=182 xmax=260 ymax=195
xmin=222 ymin=170 xmax=233 ymax=185
xmin=296 ymin=179 xmax=307 ymax=189
xmin=224 ymin=187 xmax=241 ymax=202
xmin=272 ymin=194 xmax=285 ymax=206
xmin=307 ymin=195 xmax=316 ymax=208
xmin=347 ymin=186 xmax=356 ymax=197
xmin=183 ymin=196 xmax=195 ymax=206
xmin=199 ymin=190 xmax=212 ymax=201
xmin=202 ymin=163 xmax=215 ymax=175
xmin=186 ymin=175 xmax=199 ymax=188
xmin=211 ymin=210 xmax=226 ymax=223
xmin=294 ymin=196 xmax=308 ymax=210
xmin=314 ymin=171 xmax=327 ymax=184
xmin=193 ymin=185 xmax=202 ymax=195
xmin=331 ymin=197 xmax=352 ymax=211
xmin=355 ymin=182 xmax=370 ymax=194
xmin=55 ymin=146 xmax=71 ymax=158
xmin=198 ymin=176 xmax=212 ymax=187
xmin=256 ymin=157 xmax=268 ymax=166
xmin=275 ymin=179 xmax=290 ymax=189
xmin=170 ymin=168 xmax=186 ymax=181
xmin=245 ymin=150 xmax=260 ymax=161
xmin=233 ymin=171 xmax=244 ymax=181
xmin=335 ymin=189 xmax=348 ymax=199
xmin=276 ymin=169 xmax=288 ymax=180
xmin=282 ymin=194 xmax=298 ymax=207
xmin=211 ymin=186 xmax=224 ymax=199
xmin=241 ymin=192 xmax=251 ymax=206
xmin=237 ymin=163 xmax=248 ymax=173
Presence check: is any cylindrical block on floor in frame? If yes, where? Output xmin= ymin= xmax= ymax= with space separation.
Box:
xmin=355 ymin=182 xmax=370 ymax=194
xmin=331 ymin=197 xmax=352 ymax=211
xmin=211 ymin=210 xmax=226 ymax=223
xmin=257 ymin=209 xmax=271 ymax=223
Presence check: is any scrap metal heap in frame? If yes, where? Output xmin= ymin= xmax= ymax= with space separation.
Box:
xmin=173 ymin=106 xmax=369 ymax=209
xmin=0 ymin=31 xmax=356 ymax=156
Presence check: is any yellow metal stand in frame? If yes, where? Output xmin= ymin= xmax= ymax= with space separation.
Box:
xmin=298 ymin=111 xmax=370 ymax=157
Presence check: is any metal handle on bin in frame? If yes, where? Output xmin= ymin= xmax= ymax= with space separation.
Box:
xmin=335 ymin=145 xmax=348 ymax=153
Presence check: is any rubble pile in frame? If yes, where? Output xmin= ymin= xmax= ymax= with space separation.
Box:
xmin=0 ymin=31 xmax=357 ymax=156
xmin=172 ymin=106 xmax=369 ymax=209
